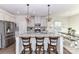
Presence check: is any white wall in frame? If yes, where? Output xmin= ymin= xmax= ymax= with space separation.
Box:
xmin=51 ymin=14 xmax=79 ymax=34
xmin=56 ymin=17 xmax=69 ymax=33
xmin=47 ymin=17 xmax=69 ymax=33
xmin=68 ymin=14 xmax=79 ymax=34
xmin=15 ymin=15 xmax=27 ymax=34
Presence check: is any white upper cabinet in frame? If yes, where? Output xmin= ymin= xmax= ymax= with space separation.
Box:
xmin=27 ymin=16 xmax=47 ymax=27
xmin=34 ymin=16 xmax=47 ymax=27
xmin=0 ymin=9 xmax=15 ymax=22
xmin=4 ymin=14 xmax=10 ymax=21
xmin=41 ymin=17 xmax=47 ymax=27
xmin=34 ymin=16 xmax=41 ymax=24
xmin=4 ymin=14 xmax=14 ymax=22
xmin=0 ymin=13 xmax=4 ymax=20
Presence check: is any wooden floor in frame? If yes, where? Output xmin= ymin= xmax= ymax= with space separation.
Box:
xmin=0 ymin=44 xmax=15 ymax=54
xmin=22 ymin=50 xmax=56 ymax=54
xmin=0 ymin=44 xmax=56 ymax=54
xmin=28 ymin=51 xmax=55 ymax=54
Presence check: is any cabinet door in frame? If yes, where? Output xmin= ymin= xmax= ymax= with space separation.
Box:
xmin=0 ymin=13 xmax=4 ymax=20
xmin=41 ymin=18 xmax=47 ymax=26
xmin=34 ymin=16 xmax=41 ymax=24
xmin=4 ymin=15 xmax=9 ymax=21
xmin=63 ymin=48 xmax=71 ymax=54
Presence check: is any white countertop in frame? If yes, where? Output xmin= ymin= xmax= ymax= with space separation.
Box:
xmin=64 ymin=39 xmax=79 ymax=54
xmin=16 ymin=33 xmax=59 ymax=38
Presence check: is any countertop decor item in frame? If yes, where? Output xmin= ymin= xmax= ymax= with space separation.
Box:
xmin=71 ymin=29 xmax=76 ymax=36
xmin=68 ymin=27 xmax=72 ymax=35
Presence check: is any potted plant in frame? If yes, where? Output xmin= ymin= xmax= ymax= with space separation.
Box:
xmin=71 ymin=29 xmax=76 ymax=36
xmin=68 ymin=27 xmax=72 ymax=35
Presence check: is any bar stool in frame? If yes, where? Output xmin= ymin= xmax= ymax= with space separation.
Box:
xmin=35 ymin=37 xmax=45 ymax=54
xmin=47 ymin=36 xmax=59 ymax=54
xmin=21 ymin=37 xmax=32 ymax=54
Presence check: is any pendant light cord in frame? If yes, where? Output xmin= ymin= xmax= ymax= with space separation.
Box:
xmin=48 ymin=4 xmax=50 ymax=21
xmin=27 ymin=4 xmax=29 ymax=16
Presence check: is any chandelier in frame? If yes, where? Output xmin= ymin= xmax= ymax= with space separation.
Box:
xmin=25 ymin=4 xmax=31 ymax=22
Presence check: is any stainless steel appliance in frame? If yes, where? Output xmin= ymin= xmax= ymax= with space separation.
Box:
xmin=0 ymin=20 xmax=15 ymax=48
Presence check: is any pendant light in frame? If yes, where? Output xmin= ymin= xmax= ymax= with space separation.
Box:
xmin=25 ymin=4 xmax=31 ymax=22
xmin=48 ymin=4 xmax=50 ymax=21
xmin=27 ymin=4 xmax=29 ymax=16
xmin=48 ymin=4 xmax=52 ymax=22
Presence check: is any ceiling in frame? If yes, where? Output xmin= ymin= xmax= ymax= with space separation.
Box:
xmin=0 ymin=4 xmax=79 ymax=17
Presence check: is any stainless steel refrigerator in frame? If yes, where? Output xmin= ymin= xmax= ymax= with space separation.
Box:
xmin=0 ymin=20 xmax=15 ymax=48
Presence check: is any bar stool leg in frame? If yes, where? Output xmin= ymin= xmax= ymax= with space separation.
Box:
xmin=35 ymin=46 xmax=37 ymax=54
xmin=48 ymin=45 xmax=50 ymax=54
xmin=39 ymin=46 xmax=41 ymax=54
xmin=22 ymin=49 xmax=25 ymax=54
xmin=43 ymin=46 xmax=45 ymax=54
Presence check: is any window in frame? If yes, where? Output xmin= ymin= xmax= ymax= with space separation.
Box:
xmin=54 ymin=21 xmax=62 ymax=34
xmin=55 ymin=21 xmax=62 ymax=27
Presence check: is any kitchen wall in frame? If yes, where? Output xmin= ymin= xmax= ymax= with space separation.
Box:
xmin=48 ymin=14 xmax=79 ymax=34
xmin=50 ymin=14 xmax=79 ymax=34
xmin=15 ymin=15 xmax=27 ymax=34
xmin=56 ymin=17 xmax=69 ymax=33
xmin=47 ymin=17 xmax=69 ymax=33
xmin=68 ymin=14 xmax=79 ymax=34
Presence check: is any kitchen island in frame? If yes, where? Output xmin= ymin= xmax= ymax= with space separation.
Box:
xmin=15 ymin=33 xmax=63 ymax=54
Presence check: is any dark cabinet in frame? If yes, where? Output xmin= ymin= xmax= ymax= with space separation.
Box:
xmin=5 ymin=32 xmax=15 ymax=47
xmin=0 ymin=20 xmax=15 ymax=48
